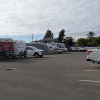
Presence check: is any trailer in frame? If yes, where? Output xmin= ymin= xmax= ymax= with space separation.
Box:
xmin=0 ymin=38 xmax=27 ymax=58
xmin=0 ymin=38 xmax=14 ymax=58
xmin=50 ymin=42 xmax=68 ymax=52
xmin=13 ymin=40 xmax=27 ymax=58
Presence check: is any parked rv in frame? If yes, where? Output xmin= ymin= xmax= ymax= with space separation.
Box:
xmin=45 ymin=43 xmax=54 ymax=53
xmin=0 ymin=38 xmax=27 ymax=58
xmin=45 ymin=43 xmax=65 ymax=54
xmin=50 ymin=42 xmax=68 ymax=52
xmin=13 ymin=40 xmax=27 ymax=58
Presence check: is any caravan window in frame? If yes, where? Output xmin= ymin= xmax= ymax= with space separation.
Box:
xmin=18 ymin=44 xmax=24 ymax=48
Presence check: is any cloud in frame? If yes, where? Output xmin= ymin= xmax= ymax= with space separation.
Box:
xmin=0 ymin=0 xmax=100 ymax=39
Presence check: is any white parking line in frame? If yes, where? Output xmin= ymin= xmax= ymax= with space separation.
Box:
xmin=79 ymin=80 xmax=100 ymax=83
xmin=84 ymin=70 xmax=100 ymax=72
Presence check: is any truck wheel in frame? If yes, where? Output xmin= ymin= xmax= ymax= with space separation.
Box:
xmin=34 ymin=53 xmax=39 ymax=58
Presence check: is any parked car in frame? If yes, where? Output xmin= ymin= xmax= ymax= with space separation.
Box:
xmin=78 ymin=47 xmax=86 ymax=52
xmin=70 ymin=47 xmax=79 ymax=52
xmin=26 ymin=46 xmax=45 ymax=58
xmin=84 ymin=47 xmax=97 ymax=51
xmin=86 ymin=49 xmax=100 ymax=64
xmin=26 ymin=43 xmax=50 ymax=54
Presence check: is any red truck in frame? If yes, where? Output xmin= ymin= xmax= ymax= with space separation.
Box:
xmin=0 ymin=38 xmax=14 ymax=58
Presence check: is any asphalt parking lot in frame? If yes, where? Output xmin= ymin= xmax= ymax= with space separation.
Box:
xmin=0 ymin=52 xmax=100 ymax=100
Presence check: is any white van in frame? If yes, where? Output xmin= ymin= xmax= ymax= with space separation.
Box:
xmin=13 ymin=40 xmax=27 ymax=58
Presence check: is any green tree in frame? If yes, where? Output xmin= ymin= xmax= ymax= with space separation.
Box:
xmin=86 ymin=31 xmax=95 ymax=45
xmin=92 ymin=36 xmax=100 ymax=46
xmin=64 ymin=36 xmax=74 ymax=47
xmin=58 ymin=29 xmax=65 ymax=42
xmin=77 ymin=38 xmax=89 ymax=46
xmin=43 ymin=29 xmax=54 ymax=39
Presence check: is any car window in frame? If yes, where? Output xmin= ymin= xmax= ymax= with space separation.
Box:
xmin=33 ymin=47 xmax=37 ymax=50
xmin=26 ymin=47 xmax=33 ymax=50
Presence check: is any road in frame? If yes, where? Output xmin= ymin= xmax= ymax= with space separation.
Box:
xmin=0 ymin=52 xmax=100 ymax=100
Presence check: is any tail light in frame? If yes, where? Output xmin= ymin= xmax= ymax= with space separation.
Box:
xmin=87 ymin=51 xmax=93 ymax=55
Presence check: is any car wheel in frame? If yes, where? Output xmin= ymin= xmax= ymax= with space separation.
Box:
xmin=98 ymin=61 xmax=100 ymax=64
xmin=24 ymin=51 xmax=27 ymax=57
xmin=34 ymin=53 xmax=39 ymax=58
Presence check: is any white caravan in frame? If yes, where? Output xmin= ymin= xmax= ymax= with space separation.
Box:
xmin=50 ymin=42 xmax=68 ymax=52
xmin=45 ymin=42 xmax=67 ymax=53
xmin=13 ymin=40 xmax=27 ymax=58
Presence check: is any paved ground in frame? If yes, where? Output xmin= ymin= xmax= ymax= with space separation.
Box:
xmin=0 ymin=52 xmax=100 ymax=100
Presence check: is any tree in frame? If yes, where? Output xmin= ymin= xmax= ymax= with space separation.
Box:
xmin=86 ymin=31 xmax=95 ymax=45
xmin=64 ymin=36 xmax=74 ymax=47
xmin=43 ymin=29 xmax=54 ymax=39
xmin=92 ymin=36 xmax=100 ymax=46
xmin=58 ymin=29 xmax=65 ymax=42
xmin=77 ymin=38 xmax=89 ymax=46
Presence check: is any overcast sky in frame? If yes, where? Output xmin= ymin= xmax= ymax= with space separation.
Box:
xmin=0 ymin=0 xmax=100 ymax=42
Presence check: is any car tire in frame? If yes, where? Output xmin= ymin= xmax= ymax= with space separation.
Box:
xmin=24 ymin=51 xmax=27 ymax=57
xmin=34 ymin=53 xmax=39 ymax=58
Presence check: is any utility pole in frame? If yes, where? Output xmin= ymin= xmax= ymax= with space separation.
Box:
xmin=31 ymin=34 xmax=33 ymax=42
